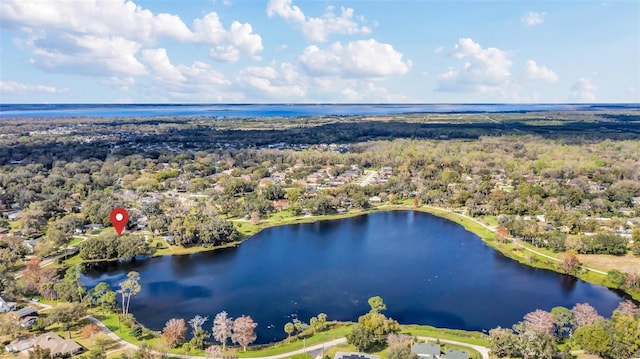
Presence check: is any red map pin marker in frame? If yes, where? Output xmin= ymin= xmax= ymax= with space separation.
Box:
xmin=110 ymin=208 xmax=129 ymax=237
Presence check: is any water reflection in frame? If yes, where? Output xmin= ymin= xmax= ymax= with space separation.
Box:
xmin=82 ymin=211 xmax=624 ymax=344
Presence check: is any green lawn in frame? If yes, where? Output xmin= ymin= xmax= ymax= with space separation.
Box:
xmin=399 ymin=325 xmax=489 ymax=346
xmin=239 ymin=323 xmax=354 ymax=358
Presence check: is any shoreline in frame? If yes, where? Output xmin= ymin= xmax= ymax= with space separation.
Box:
xmin=226 ymin=204 xmax=640 ymax=301
xmin=63 ymin=203 xmax=638 ymax=299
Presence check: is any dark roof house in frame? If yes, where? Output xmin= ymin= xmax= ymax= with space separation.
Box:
xmin=334 ymin=352 xmax=380 ymax=359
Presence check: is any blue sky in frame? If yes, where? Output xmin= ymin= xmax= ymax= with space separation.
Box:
xmin=0 ymin=0 xmax=638 ymax=103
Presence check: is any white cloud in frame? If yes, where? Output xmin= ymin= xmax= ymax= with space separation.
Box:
xmin=522 ymin=11 xmax=545 ymax=26
xmin=524 ymin=60 xmax=558 ymax=82
xmin=236 ymin=62 xmax=307 ymax=100
xmin=15 ymin=33 xmax=146 ymax=77
xmin=299 ymin=39 xmax=410 ymax=78
xmin=0 ymin=0 xmax=263 ymax=79
xmin=140 ymin=48 xmax=234 ymax=102
xmin=266 ymin=0 xmax=371 ymax=42
xmin=569 ymin=78 xmax=597 ymax=102
xmin=0 ymin=80 xmax=59 ymax=94
xmin=437 ymin=38 xmax=512 ymax=92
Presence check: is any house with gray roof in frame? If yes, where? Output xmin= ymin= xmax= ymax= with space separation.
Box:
xmin=444 ymin=349 xmax=469 ymax=359
xmin=0 ymin=296 xmax=16 ymax=313
xmin=412 ymin=343 xmax=441 ymax=359
xmin=334 ymin=352 xmax=380 ymax=359
xmin=6 ymin=332 xmax=83 ymax=357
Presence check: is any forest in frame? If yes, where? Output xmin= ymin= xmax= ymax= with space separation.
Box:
xmin=1 ymin=110 xmax=640 ymax=358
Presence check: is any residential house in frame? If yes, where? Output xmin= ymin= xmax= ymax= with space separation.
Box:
xmin=22 ymin=239 xmax=39 ymax=253
xmin=84 ymin=224 xmax=104 ymax=231
xmin=334 ymin=352 xmax=380 ymax=359
xmin=412 ymin=343 xmax=441 ymax=359
xmin=633 ymin=197 xmax=640 ymax=206
xmin=0 ymin=296 xmax=16 ymax=313
xmin=444 ymin=349 xmax=469 ymax=359
xmin=0 ymin=226 xmax=8 ymax=237
xmin=9 ymin=306 xmax=38 ymax=320
xmin=368 ymin=196 xmax=382 ymax=203
xmin=6 ymin=332 xmax=83 ymax=357
xmin=272 ymin=200 xmax=290 ymax=211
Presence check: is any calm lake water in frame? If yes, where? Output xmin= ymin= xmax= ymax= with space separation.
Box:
xmin=82 ymin=211 xmax=625 ymax=344
xmin=2 ymin=103 xmax=637 ymax=118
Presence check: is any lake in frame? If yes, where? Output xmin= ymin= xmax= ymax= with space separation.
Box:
xmin=3 ymin=103 xmax=637 ymax=118
xmin=82 ymin=211 xmax=625 ymax=344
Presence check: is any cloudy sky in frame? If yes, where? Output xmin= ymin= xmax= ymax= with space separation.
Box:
xmin=1 ymin=0 xmax=638 ymax=103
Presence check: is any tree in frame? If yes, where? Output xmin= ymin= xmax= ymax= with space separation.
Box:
xmin=559 ymin=251 xmax=580 ymax=274
xmin=614 ymin=299 xmax=640 ymax=316
xmin=47 ymin=302 xmax=86 ymax=339
xmin=488 ymin=327 xmax=517 ymax=358
xmin=512 ymin=323 xmax=556 ymax=359
xmin=54 ymin=265 xmax=86 ymax=302
xmin=189 ymin=315 xmax=210 ymax=350
xmin=572 ymin=303 xmax=603 ymax=327
xmin=205 ymin=345 xmax=222 ymax=359
xmin=212 ymin=311 xmax=233 ymax=349
xmin=119 ymin=271 xmax=141 ymax=316
xmin=231 ymin=315 xmax=257 ymax=351
xmin=346 ymin=325 xmax=376 ymax=352
xmin=607 ymin=269 xmax=628 ymax=288
xmin=572 ymin=321 xmax=614 ymax=359
xmin=523 ymin=309 xmax=556 ymax=337
xmin=162 ymin=318 xmax=187 ymax=348
xmin=284 ymin=322 xmax=294 ymax=340
xmin=309 ymin=316 xmax=319 ymax=334
xmin=81 ymin=324 xmax=102 ymax=344
xmin=317 ymin=313 xmax=328 ymax=331
xmin=92 ymin=282 xmax=116 ymax=315
xmin=387 ymin=343 xmax=416 ymax=359
xmin=551 ymin=306 xmax=576 ymax=338
xmin=368 ymin=296 xmax=387 ymax=313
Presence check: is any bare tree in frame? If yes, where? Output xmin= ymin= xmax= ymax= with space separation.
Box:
xmin=205 ymin=345 xmax=222 ymax=359
xmin=523 ymin=309 xmax=555 ymax=336
xmin=163 ymin=318 xmax=187 ymax=348
xmin=614 ymin=300 xmax=640 ymax=316
xmin=559 ymin=251 xmax=580 ymax=274
xmin=189 ymin=315 xmax=209 ymax=335
xmin=571 ymin=303 xmax=603 ymax=327
xmin=231 ymin=315 xmax=257 ymax=351
xmin=212 ymin=311 xmax=233 ymax=349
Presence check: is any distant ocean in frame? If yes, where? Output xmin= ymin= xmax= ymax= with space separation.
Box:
xmin=0 ymin=103 xmax=638 ymax=118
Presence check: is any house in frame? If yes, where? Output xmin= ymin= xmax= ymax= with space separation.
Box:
xmin=9 ymin=306 xmax=38 ymax=320
xmin=84 ymin=223 xmax=104 ymax=231
xmin=0 ymin=296 xmax=17 ymax=313
xmin=20 ymin=316 xmax=38 ymax=327
xmin=368 ymin=196 xmax=382 ymax=203
xmin=444 ymin=349 xmax=469 ymax=359
xmin=22 ymin=239 xmax=39 ymax=253
xmin=633 ymin=197 xmax=640 ymax=206
xmin=6 ymin=332 xmax=83 ymax=357
xmin=334 ymin=352 xmax=380 ymax=359
xmin=0 ymin=227 xmax=8 ymax=237
xmin=412 ymin=343 xmax=441 ymax=359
